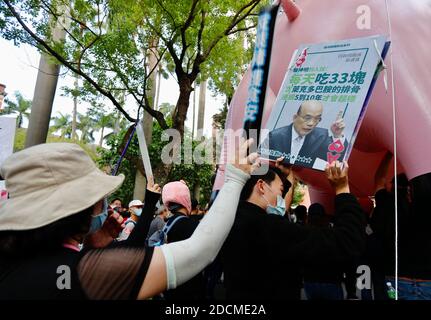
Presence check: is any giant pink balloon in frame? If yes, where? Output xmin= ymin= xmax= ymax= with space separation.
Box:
xmin=216 ymin=0 xmax=431 ymax=213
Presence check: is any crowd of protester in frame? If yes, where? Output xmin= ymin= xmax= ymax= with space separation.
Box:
xmin=0 ymin=141 xmax=429 ymax=300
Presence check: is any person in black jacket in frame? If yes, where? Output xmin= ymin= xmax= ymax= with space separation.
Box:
xmin=302 ymin=203 xmax=346 ymax=300
xmin=161 ymin=180 xmax=206 ymax=300
xmin=371 ymin=152 xmax=431 ymax=300
xmin=221 ymin=159 xmax=367 ymax=300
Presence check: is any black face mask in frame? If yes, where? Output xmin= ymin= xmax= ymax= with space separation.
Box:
xmin=121 ymin=210 xmax=131 ymax=219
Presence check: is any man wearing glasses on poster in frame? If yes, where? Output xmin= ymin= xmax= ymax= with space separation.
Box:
xmin=260 ymin=100 xmax=348 ymax=169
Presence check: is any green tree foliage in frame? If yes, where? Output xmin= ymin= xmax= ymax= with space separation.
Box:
xmin=212 ymin=105 xmax=228 ymax=130
xmin=139 ymin=0 xmax=265 ymax=137
xmin=50 ymin=112 xmax=72 ymax=138
xmin=3 ymin=91 xmax=31 ymax=128
xmin=13 ymin=128 xmax=98 ymax=161
xmin=291 ymin=181 xmax=306 ymax=208
xmin=98 ymin=120 xmax=215 ymax=206
xmin=1 ymin=0 xmax=264 ymax=138
xmin=77 ymin=112 xmax=96 ymax=143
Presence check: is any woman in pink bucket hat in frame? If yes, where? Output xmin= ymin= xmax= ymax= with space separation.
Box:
xmin=162 ymin=180 xmax=192 ymax=214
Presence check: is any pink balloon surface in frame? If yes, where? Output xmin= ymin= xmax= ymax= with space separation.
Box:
xmin=215 ymin=0 xmax=431 ymax=213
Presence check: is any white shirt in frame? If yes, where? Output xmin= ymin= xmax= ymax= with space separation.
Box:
xmin=290 ymin=126 xmax=305 ymax=164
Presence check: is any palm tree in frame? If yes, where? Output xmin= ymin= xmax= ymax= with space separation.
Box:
xmin=96 ymin=113 xmax=115 ymax=147
xmin=50 ymin=112 xmax=72 ymax=138
xmin=77 ymin=113 xmax=96 ymax=143
xmin=4 ymin=91 xmax=31 ymax=128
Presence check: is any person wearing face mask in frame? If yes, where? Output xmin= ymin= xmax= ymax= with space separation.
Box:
xmin=117 ymin=200 xmax=144 ymax=241
xmin=221 ymin=158 xmax=367 ymax=300
xmin=83 ymin=198 xmax=125 ymax=249
xmin=0 ymin=139 xmax=259 ymax=300
xmin=160 ymin=180 xmax=206 ymax=301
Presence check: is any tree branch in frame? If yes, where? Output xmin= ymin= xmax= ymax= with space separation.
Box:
xmin=227 ymin=23 xmax=258 ymax=36
xmin=68 ymin=8 xmax=99 ymax=38
xmin=144 ymin=16 xmax=182 ymax=71
xmin=154 ymin=0 xmax=177 ymax=28
xmin=39 ymin=0 xmax=86 ymax=49
xmin=197 ymin=9 xmax=206 ymax=56
xmin=179 ymin=0 xmax=200 ymax=63
xmin=105 ymin=54 xmax=169 ymax=130
xmin=3 ymin=0 xmax=136 ymax=122
xmin=77 ymin=35 xmax=100 ymax=72
xmin=146 ymin=45 xmax=167 ymax=81
xmin=203 ymin=0 xmax=260 ymax=60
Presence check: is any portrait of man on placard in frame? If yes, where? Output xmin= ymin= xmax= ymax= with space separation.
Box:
xmin=260 ymin=100 xmax=348 ymax=169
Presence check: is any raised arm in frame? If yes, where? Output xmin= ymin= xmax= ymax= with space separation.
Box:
xmin=137 ymin=139 xmax=259 ymax=299
xmin=267 ymin=161 xmax=367 ymax=266
xmin=125 ymin=178 xmax=161 ymax=246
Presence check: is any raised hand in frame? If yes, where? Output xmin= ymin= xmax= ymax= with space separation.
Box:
xmin=275 ymin=156 xmax=293 ymax=178
xmin=231 ymin=138 xmax=261 ymax=174
xmin=147 ymin=175 xmax=161 ymax=194
xmin=325 ymin=160 xmax=350 ymax=195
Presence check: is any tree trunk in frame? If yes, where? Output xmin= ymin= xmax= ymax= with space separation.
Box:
xmin=133 ymin=38 xmax=159 ymax=200
xmin=17 ymin=114 xmax=22 ymax=128
xmin=99 ymin=126 xmax=105 ymax=147
xmin=71 ymin=77 xmax=78 ymax=140
xmin=25 ymin=7 xmax=68 ymax=148
xmin=174 ymin=76 xmax=194 ymax=139
xmin=193 ymin=182 xmax=200 ymax=204
xmin=192 ymin=82 xmax=197 ymax=139
xmin=142 ymin=41 xmax=158 ymax=148
xmin=197 ymin=79 xmax=207 ymax=140
xmin=155 ymin=65 xmax=162 ymax=110
xmin=133 ymin=165 xmax=147 ymax=201
xmin=25 ymin=54 xmax=62 ymax=147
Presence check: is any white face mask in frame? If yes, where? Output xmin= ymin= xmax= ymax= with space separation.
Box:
xmin=262 ymin=183 xmax=286 ymax=217
xmin=132 ymin=207 xmax=142 ymax=217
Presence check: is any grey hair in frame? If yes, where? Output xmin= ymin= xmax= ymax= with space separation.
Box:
xmin=156 ymin=204 xmax=167 ymax=215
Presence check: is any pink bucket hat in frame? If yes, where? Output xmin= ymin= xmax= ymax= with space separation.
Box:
xmin=162 ymin=180 xmax=191 ymax=214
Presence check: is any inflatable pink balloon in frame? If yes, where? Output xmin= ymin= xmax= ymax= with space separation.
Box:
xmin=216 ymin=0 xmax=431 ymax=213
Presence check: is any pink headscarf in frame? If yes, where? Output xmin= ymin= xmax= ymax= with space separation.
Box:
xmin=162 ymin=180 xmax=191 ymax=214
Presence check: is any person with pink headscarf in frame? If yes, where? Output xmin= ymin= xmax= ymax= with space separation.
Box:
xmin=161 ymin=180 xmax=205 ymax=300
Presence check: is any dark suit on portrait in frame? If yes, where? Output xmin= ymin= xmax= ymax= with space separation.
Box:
xmin=260 ymin=124 xmax=348 ymax=168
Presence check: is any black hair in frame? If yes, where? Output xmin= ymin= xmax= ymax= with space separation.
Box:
xmin=308 ymin=203 xmax=325 ymax=217
xmin=191 ymin=198 xmax=199 ymax=210
xmin=0 ymin=206 xmax=93 ymax=257
xmin=294 ymin=205 xmax=308 ymax=220
xmin=121 ymin=210 xmax=131 ymax=219
xmin=168 ymin=202 xmax=186 ymax=213
xmin=109 ymin=198 xmax=122 ymax=205
xmin=307 ymin=203 xmax=328 ymax=227
xmin=409 ymin=172 xmax=431 ymax=219
xmin=391 ymin=173 xmax=408 ymax=187
xmin=240 ymin=167 xmax=284 ymax=201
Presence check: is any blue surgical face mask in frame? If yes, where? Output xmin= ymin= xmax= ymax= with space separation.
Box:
xmin=262 ymin=184 xmax=286 ymax=217
xmin=88 ymin=198 xmax=109 ymax=234
xmin=132 ymin=207 xmax=143 ymax=217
